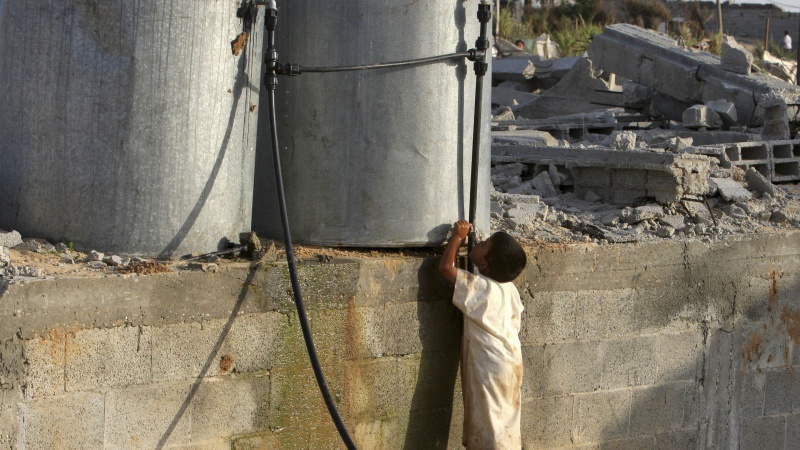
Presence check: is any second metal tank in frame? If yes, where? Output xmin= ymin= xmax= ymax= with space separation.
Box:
xmin=253 ymin=0 xmax=491 ymax=246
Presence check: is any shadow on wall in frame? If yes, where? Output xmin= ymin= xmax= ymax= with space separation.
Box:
xmin=517 ymin=239 xmax=800 ymax=448
xmin=154 ymin=265 xmax=260 ymax=449
xmin=402 ymin=258 xmax=462 ymax=449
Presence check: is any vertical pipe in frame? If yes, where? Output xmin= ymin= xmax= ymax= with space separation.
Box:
xmin=796 ymin=20 xmax=800 ymax=84
xmin=264 ymin=3 xmax=356 ymax=448
xmin=765 ymin=17 xmax=770 ymax=51
xmin=468 ymin=2 xmax=491 ymax=272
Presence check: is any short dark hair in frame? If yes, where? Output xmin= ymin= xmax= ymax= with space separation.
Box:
xmin=484 ymin=231 xmax=527 ymax=283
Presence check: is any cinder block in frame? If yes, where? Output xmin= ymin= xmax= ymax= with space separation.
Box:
xmin=269 ymin=363 xmax=346 ymax=431
xmin=681 ymin=381 xmax=705 ymax=429
xmin=104 ymin=382 xmax=193 ymax=448
xmin=739 ymin=415 xmax=786 ymax=450
xmin=401 ymin=409 xmax=460 ymax=450
xmin=629 ymin=383 xmax=688 ymax=437
xmin=382 ymin=299 xmax=460 ymax=356
xmin=65 ymin=325 xmax=152 ymax=392
xmin=598 ymin=337 xmax=658 ymax=389
xmin=190 ymin=374 xmax=269 ymax=441
xmin=741 ymin=321 xmax=789 ymax=372
xmin=310 ymin=305 xmax=385 ymax=361
xmin=521 ymin=345 xmax=544 ymax=399
xmin=610 ymin=188 xmax=648 ymax=205
xmin=764 ymin=369 xmax=800 ymax=415
xmin=342 ymin=354 xmax=457 ymax=421
xmin=520 ymin=395 xmax=573 ymax=448
xmin=611 ymin=169 xmax=648 ymax=189
xmin=575 ymin=288 xmax=639 ymax=341
xmin=654 ymin=430 xmax=701 ymax=450
xmin=22 ymin=333 xmax=66 ymax=399
xmin=741 ymin=371 xmax=766 ymax=419
xmin=571 ymin=167 xmax=611 ymax=188
xmin=786 ymin=414 xmax=800 ymax=449
xmin=542 ymin=341 xmax=600 ymax=395
xmin=21 ymin=393 xmax=104 ymax=450
xmin=655 ymin=331 xmax=704 ymax=382
xmin=169 ymin=439 xmax=231 ymax=450
xmin=572 ymin=390 xmax=632 ymax=444
xmin=353 ymin=418 xmax=400 ymax=450
xmin=151 ymin=312 xmax=294 ymax=383
xmin=520 ymin=290 xmax=579 ymax=344
xmin=601 ymin=436 xmax=656 ymax=449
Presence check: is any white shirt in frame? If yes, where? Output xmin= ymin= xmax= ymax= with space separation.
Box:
xmin=453 ymin=269 xmax=523 ymax=450
xmin=784 ymin=34 xmax=792 ymax=50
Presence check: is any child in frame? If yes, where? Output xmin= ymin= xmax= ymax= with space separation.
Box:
xmin=438 ymin=220 xmax=527 ymax=450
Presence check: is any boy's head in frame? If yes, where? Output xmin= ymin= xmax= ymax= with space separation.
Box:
xmin=469 ymin=231 xmax=527 ymax=283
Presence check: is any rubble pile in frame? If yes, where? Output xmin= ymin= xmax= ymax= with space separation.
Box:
xmin=490 ymin=24 xmax=800 ymax=245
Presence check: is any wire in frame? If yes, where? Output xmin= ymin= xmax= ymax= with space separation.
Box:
xmin=301 ymin=52 xmax=472 ymax=73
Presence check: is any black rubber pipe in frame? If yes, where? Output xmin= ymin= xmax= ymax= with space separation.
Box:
xmin=467 ymin=3 xmax=492 ymax=272
xmin=263 ymin=3 xmax=357 ymax=449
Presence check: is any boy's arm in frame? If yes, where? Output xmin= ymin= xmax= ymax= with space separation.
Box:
xmin=438 ymin=220 xmax=471 ymax=284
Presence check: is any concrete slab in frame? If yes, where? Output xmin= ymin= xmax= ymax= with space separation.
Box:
xmin=711 ymin=177 xmax=753 ymax=202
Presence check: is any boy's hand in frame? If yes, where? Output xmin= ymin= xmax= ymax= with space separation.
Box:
xmin=452 ymin=220 xmax=472 ymax=241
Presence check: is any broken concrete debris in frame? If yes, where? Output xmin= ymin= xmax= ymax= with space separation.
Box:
xmin=720 ymin=35 xmax=754 ymax=75
xmin=682 ymin=104 xmax=722 ymax=129
xmin=587 ymin=23 xmax=800 ymax=131
xmin=487 ymin=23 xmax=800 ymax=245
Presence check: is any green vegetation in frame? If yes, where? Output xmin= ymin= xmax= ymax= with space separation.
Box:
xmin=492 ymin=0 xmax=724 ymax=58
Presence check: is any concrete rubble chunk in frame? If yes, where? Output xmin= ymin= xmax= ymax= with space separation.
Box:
xmin=711 ymin=176 xmax=753 ymax=202
xmin=533 ymin=33 xmax=561 ymax=59
xmin=493 ymin=144 xmax=711 ymax=203
xmin=659 ymin=214 xmax=687 ymax=231
xmin=493 ymin=130 xmax=559 ymax=147
xmin=513 ymin=57 xmax=625 ymax=119
xmin=720 ymin=35 xmax=754 ymax=75
xmin=665 ymin=137 xmax=693 ymax=153
xmin=620 ymin=204 xmax=664 ymax=224
xmin=609 ymin=131 xmax=637 ymax=150
xmin=588 ymin=24 xmax=800 ymax=127
xmin=492 ymin=163 xmax=527 ymax=178
xmin=493 ymin=55 xmax=537 ymax=82
xmin=683 ymin=104 xmax=722 ymax=129
xmin=705 ymin=99 xmax=738 ymax=125
xmin=492 ymin=86 xmax=536 ymax=108
xmin=86 ymin=251 xmax=104 ymax=262
xmin=622 ymin=80 xmax=653 ymax=109
xmin=548 ymin=164 xmax=566 ymax=187
xmin=755 ymin=91 xmax=790 ymax=140
xmin=0 ymin=229 xmax=23 ymax=248
xmin=0 ymin=246 xmax=9 ymax=267
xmin=492 ymin=105 xmax=516 ymax=122
xmin=531 ymin=171 xmax=558 ymax=198
xmin=506 ymin=180 xmax=535 ymax=195
xmin=745 ymin=167 xmax=780 ymax=198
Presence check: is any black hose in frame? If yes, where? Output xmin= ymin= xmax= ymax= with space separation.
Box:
xmin=300 ymin=51 xmax=473 ymax=73
xmin=467 ymin=3 xmax=491 ymax=272
xmin=264 ymin=4 xmax=357 ymax=449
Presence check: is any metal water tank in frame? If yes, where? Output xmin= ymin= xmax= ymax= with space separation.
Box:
xmin=0 ymin=1 xmax=263 ymax=256
xmin=252 ymin=0 xmax=491 ymax=246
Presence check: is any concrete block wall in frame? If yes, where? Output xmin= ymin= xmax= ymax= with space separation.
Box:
xmin=689 ymin=139 xmax=800 ymax=182
xmin=2 ymin=232 xmax=800 ymax=448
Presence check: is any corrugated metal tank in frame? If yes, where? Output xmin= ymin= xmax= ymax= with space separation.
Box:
xmin=252 ymin=1 xmax=491 ymax=246
xmin=0 ymin=0 xmax=263 ymax=257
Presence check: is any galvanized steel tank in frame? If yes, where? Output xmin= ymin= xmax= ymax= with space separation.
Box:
xmin=253 ymin=1 xmax=491 ymax=246
xmin=0 ymin=1 xmax=263 ymax=256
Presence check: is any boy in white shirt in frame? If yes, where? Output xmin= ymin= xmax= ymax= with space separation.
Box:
xmin=439 ymin=220 xmax=527 ymax=449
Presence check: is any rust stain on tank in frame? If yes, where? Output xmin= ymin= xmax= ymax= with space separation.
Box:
xmin=768 ymin=270 xmax=780 ymax=311
xmin=231 ymin=32 xmax=248 ymax=56
xmin=743 ymin=332 xmax=763 ymax=363
xmin=781 ymin=306 xmax=800 ymax=342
